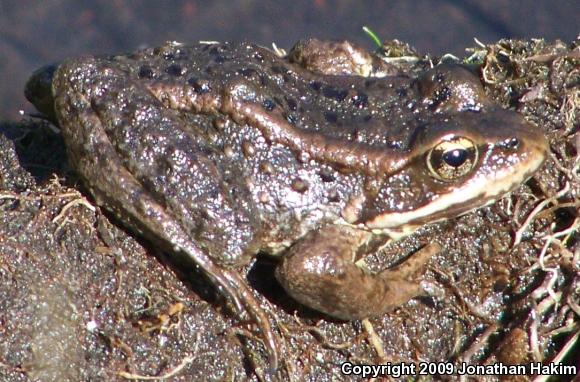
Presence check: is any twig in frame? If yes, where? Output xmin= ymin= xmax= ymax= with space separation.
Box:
xmin=52 ymin=197 xmax=96 ymax=224
xmin=117 ymin=334 xmax=199 ymax=380
xmin=532 ymin=330 xmax=580 ymax=382
xmin=362 ymin=319 xmax=385 ymax=362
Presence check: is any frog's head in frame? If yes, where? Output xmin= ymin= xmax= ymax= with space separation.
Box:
xmin=362 ymin=107 xmax=548 ymax=232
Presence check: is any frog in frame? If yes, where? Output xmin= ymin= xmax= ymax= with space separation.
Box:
xmin=25 ymin=38 xmax=548 ymax=371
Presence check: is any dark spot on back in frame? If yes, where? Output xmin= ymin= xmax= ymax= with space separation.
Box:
xmin=262 ymin=99 xmax=276 ymax=111
xmin=286 ymin=97 xmax=297 ymax=111
xmin=214 ymin=55 xmax=226 ymax=64
xmin=271 ymin=65 xmax=288 ymax=75
xmin=239 ymin=68 xmax=257 ymax=78
xmin=309 ymin=81 xmax=322 ymax=91
xmin=351 ymin=93 xmax=368 ymax=108
xmin=322 ymin=86 xmax=348 ymax=102
xmin=429 ymin=86 xmax=452 ymax=109
xmin=324 ymin=112 xmax=338 ymax=123
xmin=319 ymin=168 xmax=335 ymax=182
xmin=387 ymin=140 xmax=403 ymax=150
xmin=363 ymin=114 xmax=372 ymax=122
xmin=138 ymin=65 xmax=154 ymax=79
xmin=165 ymin=64 xmax=183 ymax=77
xmin=435 ymin=72 xmax=445 ymax=83
xmin=188 ymin=77 xmax=211 ymax=94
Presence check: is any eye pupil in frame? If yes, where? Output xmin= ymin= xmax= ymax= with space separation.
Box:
xmin=442 ymin=149 xmax=467 ymax=167
xmin=426 ymin=136 xmax=478 ymax=182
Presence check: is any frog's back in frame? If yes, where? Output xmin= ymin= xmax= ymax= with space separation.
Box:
xmin=110 ymin=42 xmax=423 ymax=147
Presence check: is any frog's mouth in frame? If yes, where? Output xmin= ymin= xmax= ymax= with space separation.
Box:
xmin=364 ymin=139 xmax=547 ymax=231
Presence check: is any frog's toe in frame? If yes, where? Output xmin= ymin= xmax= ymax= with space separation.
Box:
xmin=221 ymin=269 xmax=280 ymax=372
xmin=380 ymin=242 xmax=440 ymax=279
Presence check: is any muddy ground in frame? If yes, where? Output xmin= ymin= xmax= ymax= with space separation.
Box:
xmin=0 ymin=38 xmax=578 ymax=381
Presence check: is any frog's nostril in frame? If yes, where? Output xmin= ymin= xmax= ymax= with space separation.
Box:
xmin=503 ymin=137 xmax=520 ymax=149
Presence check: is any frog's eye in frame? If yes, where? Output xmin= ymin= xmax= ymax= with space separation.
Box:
xmin=426 ymin=137 xmax=478 ymax=181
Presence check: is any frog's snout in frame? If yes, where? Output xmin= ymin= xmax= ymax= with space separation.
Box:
xmin=25 ymin=64 xmax=58 ymax=123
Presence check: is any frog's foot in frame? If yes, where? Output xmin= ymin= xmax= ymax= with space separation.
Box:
xmin=275 ymin=225 xmax=439 ymax=320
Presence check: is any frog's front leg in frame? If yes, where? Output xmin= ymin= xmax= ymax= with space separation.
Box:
xmin=275 ymin=225 xmax=439 ymax=320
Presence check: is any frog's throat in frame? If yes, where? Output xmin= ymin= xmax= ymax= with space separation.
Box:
xmin=364 ymin=149 xmax=546 ymax=230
